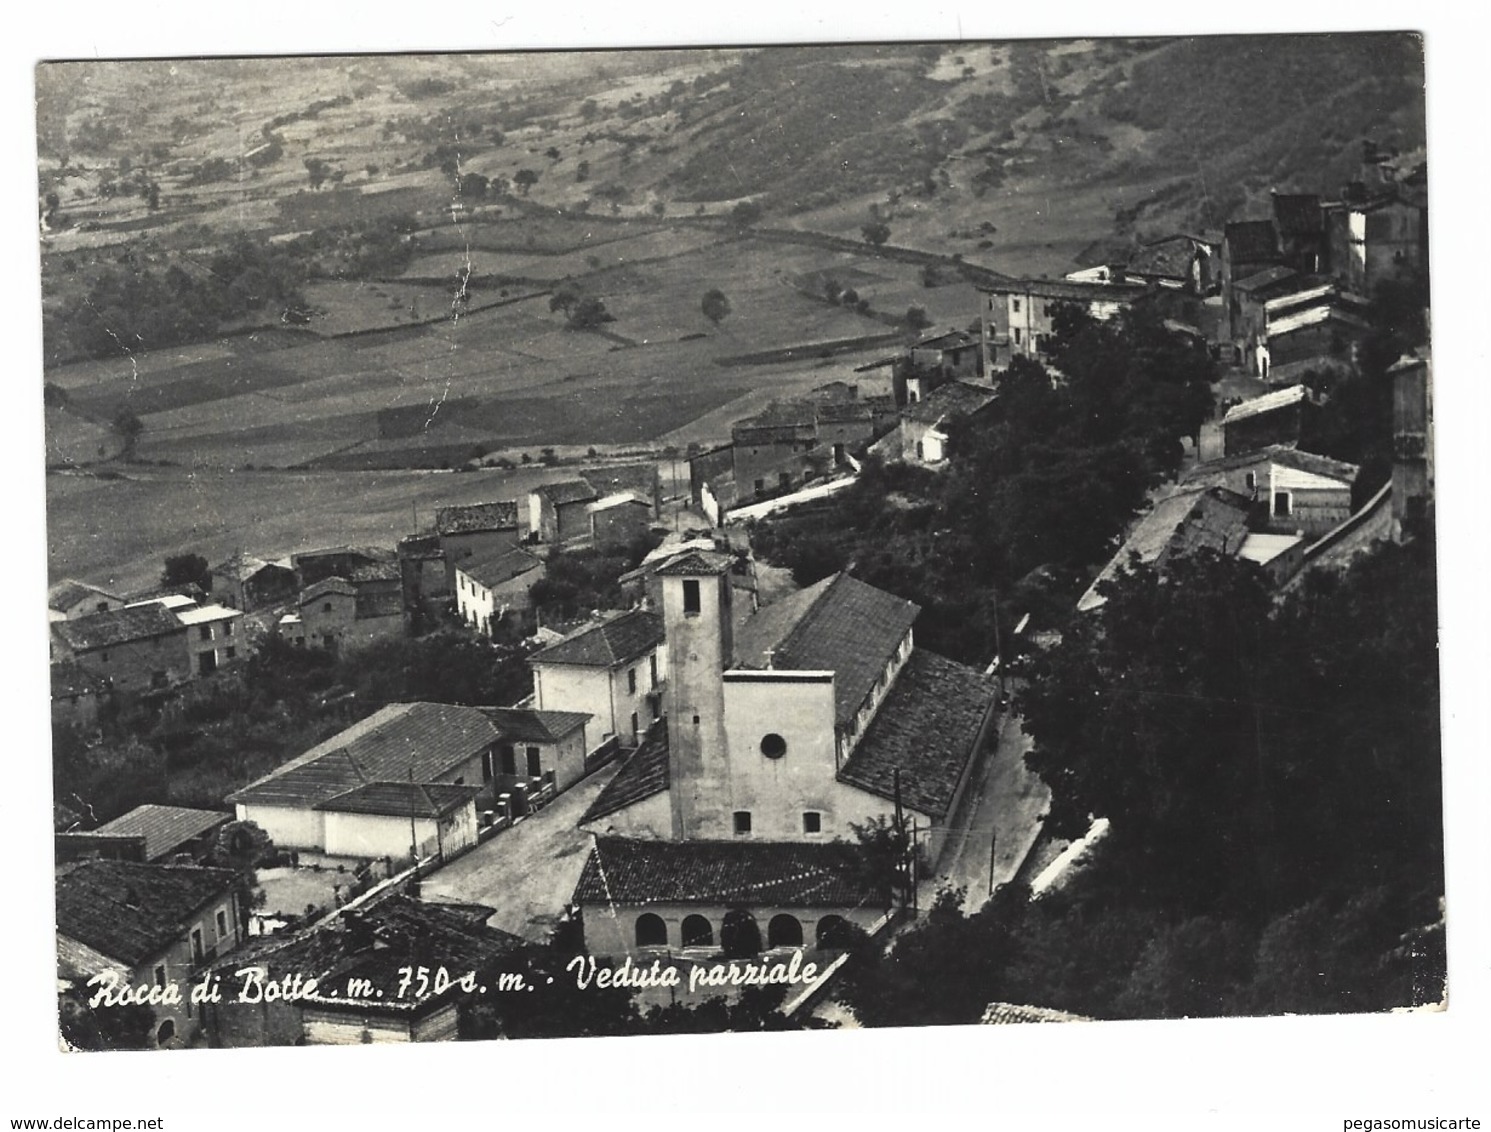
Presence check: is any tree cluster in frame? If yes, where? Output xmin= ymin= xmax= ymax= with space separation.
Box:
xmin=840 ymin=537 xmax=1444 ymax=1024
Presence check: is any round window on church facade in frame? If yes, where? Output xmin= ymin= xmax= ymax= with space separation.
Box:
xmin=760 ymin=733 xmax=787 ymax=759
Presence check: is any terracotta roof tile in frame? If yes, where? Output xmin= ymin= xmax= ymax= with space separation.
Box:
xmin=315 ymin=782 xmax=481 ymax=818
xmin=52 ymin=605 xmax=182 ymax=651
xmin=529 ymin=609 xmax=665 ymax=669
xmin=436 ymin=501 xmax=520 ymax=535
xmin=480 ymin=706 xmax=592 ymax=744
xmin=89 ymin=805 xmax=230 ymax=863
xmin=573 ymin=837 xmax=881 ymax=908
xmin=838 ymin=649 xmax=997 ymax=818
xmin=459 ymin=547 xmax=544 ymax=588
xmin=580 ymin=721 xmax=670 ymax=823
xmin=55 ymin=860 xmax=238 ymax=967
xmin=534 ymin=479 xmax=599 ymax=506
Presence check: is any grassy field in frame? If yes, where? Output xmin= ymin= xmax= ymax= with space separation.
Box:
xmin=44 ymin=460 xmax=661 ymax=595
xmin=43 ymin=219 xmax=940 ymax=473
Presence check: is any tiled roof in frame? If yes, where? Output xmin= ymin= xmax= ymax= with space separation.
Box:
xmin=913 ymin=329 xmax=977 ymax=351
xmin=48 ymin=579 xmax=123 ymax=611
xmin=573 ymin=837 xmax=881 ymax=908
xmin=587 ymin=491 xmax=651 ymax=513
xmin=1183 ymin=444 xmax=1359 ymax=486
xmin=55 ymin=860 xmax=237 ymax=968
xmin=905 ymin=380 xmax=997 ymax=426
xmin=1222 ymin=384 xmax=1309 ymax=424
xmin=1125 ymin=236 xmax=1197 ymax=280
xmin=839 ymin=649 xmax=997 ymax=818
xmin=1272 ymin=192 xmax=1323 ymax=235
xmin=348 ymin=561 xmax=402 ymax=583
xmin=738 ymin=400 xmax=819 ymax=430
xmin=227 ymin=702 xmax=498 ymax=809
xmin=734 ymin=574 xmax=919 ymax=728
xmin=981 ymin=1002 xmax=1092 ymax=1024
xmin=480 ymin=706 xmax=592 ymax=744
xmin=534 ymin=479 xmax=598 ymax=506
xmin=89 ymin=805 xmax=229 ymax=863
xmin=315 ymin=782 xmax=481 ymax=818
xmin=529 ymin=609 xmax=665 ymax=669
xmin=211 ymin=894 xmax=522 ymax=1015
xmin=1078 ymin=487 xmax=1253 ymax=612
xmin=1224 ymin=220 xmax=1281 ymax=263
xmin=300 ymin=577 xmax=356 ymax=603
xmin=460 ymin=547 xmax=543 ymax=589
xmin=978 ymin=278 xmax=1149 ymax=302
xmin=1233 ymin=265 xmax=1299 ymax=295
xmin=210 ymin=552 xmax=276 ymax=582
xmin=654 ymin=549 xmax=733 ymax=576
xmin=815 ymin=400 xmax=873 ymax=425
xmin=52 ymin=605 xmax=183 ymax=651
xmin=580 ymin=721 xmax=670 ymax=823
xmin=436 ymin=501 xmax=520 ymax=535
xmin=398 ymin=533 xmax=443 ymax=558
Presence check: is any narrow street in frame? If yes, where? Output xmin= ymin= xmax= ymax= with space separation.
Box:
xmin=930 ymin=707 xmax=1051 ymax=914
xmin=419 ymin=762 xmax=620 ymax=942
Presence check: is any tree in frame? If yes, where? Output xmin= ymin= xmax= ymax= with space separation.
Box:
xmin=112 ymin=408 xmax=143 ymax=457
xmin=303 ymin=157 xmax=332 ymax=190
xmin=730 ymin=200 xmax=763 ymax=227
xmin=905 ymin=305 xmax=931 ymax=331
xmin=161 ymin=552 xmax=211 ymax=592
xmin=512 ymin=168 xmax=539 ymax=196
xmin=575 ymin=159 xmax=590 ymax=182
xmin=700 ymin=288 xmax=731 ymax=325
xmin=145 ymin=182 xmax=161 ymax=211
xmin=862 ymin=221 xmax=892 ymax=246
xmin=545 ymin=146 xmax=561 ymax=162
xmin=566 ymin=295 xmax=613 ymax=331
xmin=459 ymin=172 xmax=489 ymax=200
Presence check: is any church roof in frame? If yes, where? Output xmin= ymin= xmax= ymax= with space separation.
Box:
xmin=838 ymin=649 xmax=998 ymax=818
xmin=733 ymin=573 xmax=919 ymax=728
xmin=573 ymin=837 xmax=881 ymax=908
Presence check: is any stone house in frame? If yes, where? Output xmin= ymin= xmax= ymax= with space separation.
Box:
xmin=455 ymin=547 xmax=545 ymax=635
xmin=529 ymin=479 xmax=598 ymax=544
xmin=55 ymin=860 xmax=245 ymax=1049
xmin=587 ymin=493 xmax=653 ymax=549
xmin=208 ymin=553 xmax=297 ymax=612
xmin=436 ymin=502 xmax=522 ymax=589
xmin=977 ymin=277 xmax=1148 ymax=372
xmin=1221 ymin=385 xmax=1317 ymax=456
xmin=55 ymin=804 xmax=231 ymax=865
xmin=204 ymin=895 xmax=522 ymax=1047
xmin=50 ymin=604 xmax=190 ymax=693
xmin=872 ymin=380 xmax=998 ymax=466
xmin=48 ymin=579 xmax=126 ymax=623
xmin=1184 ymin=445 xmax=1360 ymax=539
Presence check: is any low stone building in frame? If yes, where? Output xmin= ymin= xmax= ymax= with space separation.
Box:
xmin=455 ymin=547 xmax=545 ymax=635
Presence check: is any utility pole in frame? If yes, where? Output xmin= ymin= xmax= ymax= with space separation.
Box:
xmin=988 ymin=826 xmax=999 ymax=896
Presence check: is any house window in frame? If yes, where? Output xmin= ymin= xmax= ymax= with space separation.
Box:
xmin=154 ymin=965 xmax=167 ymax=989
xmin=682 ymin=579 xmax=701 ymax=615
xmin=627 ymin=668 xmax=637 ymax=694
xmin=526 ymin=747 xmax=542 ymax=777
xmin=216 ymin=909 xmax=229 ymax=939
xmin=199 ymin=624 xmax=212 ymax=641
xmin=224 ymin=621 xmax=234 ymax=637
xmin=483 ymin=750 xmax=494 ymax=781
xmin=191 ymin=928 xmax=204 ymax=963
xmin=803 ymin=812 xmax=822 ymax=834
xmin=1245 ymin=471 xmax=1257 ymax=492
xmin=1013 ymin=328 xmax=1022 ymax=345
xmin=754 ymin=478 xmax=766 ymax=494
xmin=733 ymin=811 xmax=752 ymax=835
xmin=500 ymin=745 xmax=517 ymax=776
xmin=96 ymin=602 xmax=109 ymax=614
xmin=1273 ymin=491 xmax=1292 ymax=518
xmin=760 ymin=733 xmax=787 ymax=760
xmin=630 ymin=712 xmax=640 ymax=743
xmin=323 ymin=602 xmax=333 ymax=613
xmin=100 ymin=651 xmax=109 ymax=664
xmin=1012 ymin=299 xmax=1021 ymax=313
xmin=778 ymin=471 xmax=791 ymax=487
xmin=650 ymin=654 xmax=659 ymax=690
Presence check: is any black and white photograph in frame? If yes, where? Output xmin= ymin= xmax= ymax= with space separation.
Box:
xmin=10 ymin=7 xmax=1486 ymax=1126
